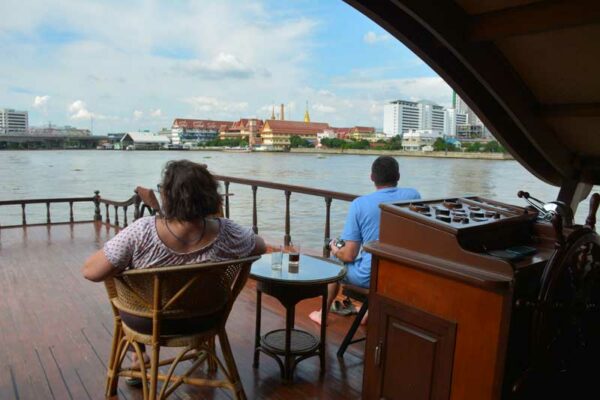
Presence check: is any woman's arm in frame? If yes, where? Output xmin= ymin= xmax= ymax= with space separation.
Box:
xmin=81 ymin=250 xmax=120 ymax=282
xmin=251 ymin=235 xmax=267 ymax=256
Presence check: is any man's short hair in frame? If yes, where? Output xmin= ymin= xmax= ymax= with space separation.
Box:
xmin=371 ymin=156 xmax=400 ymax=186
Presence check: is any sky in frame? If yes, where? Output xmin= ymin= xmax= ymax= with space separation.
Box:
xmin=0 ymin=0 xmax=453 ymax=134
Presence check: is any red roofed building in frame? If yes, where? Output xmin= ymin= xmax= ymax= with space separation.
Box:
xmin=331 ymin=127 xmax=351 ymax=140
xmin=260 ymin=120 xmax=330 ymax=148
xmin=219 ymin=118 xmax=264 ymax=146
xmin=171 ymin=118 xmax=233 ymax=144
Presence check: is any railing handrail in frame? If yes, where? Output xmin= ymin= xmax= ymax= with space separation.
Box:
xmin=99 ymin=195 xmax=137 ymax=207
xmin=213 ymin=175 xmax=358 ymax=202
xmin=0 ymin=196 xmax=95 ymax=206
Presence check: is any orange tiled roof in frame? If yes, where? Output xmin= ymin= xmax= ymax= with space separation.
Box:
xmin=350 ymin=126 xmax=375 ymax=133
xmin=263 ymin=120 xmax=329 ymax=135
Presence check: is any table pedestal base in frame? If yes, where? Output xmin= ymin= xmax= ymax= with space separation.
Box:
xmin=253 ymin=280 xmax=328 ymax=382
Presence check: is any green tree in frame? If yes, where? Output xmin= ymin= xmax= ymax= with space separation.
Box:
xmin=290 ymin=135 xmax=311 ymax=148
xmin=433 ymin=137 xmax=447 ymax=152
xmin=465 ymin=142 xmax=482 ymax=152
xmin=484 ymin=141 xmax=501 ymax=153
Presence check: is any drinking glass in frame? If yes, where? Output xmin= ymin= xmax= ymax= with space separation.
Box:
xmin=288 ymin=242 xmax=301 ymax=267
xmin=271 ymin=245 xmax=283 ymax=270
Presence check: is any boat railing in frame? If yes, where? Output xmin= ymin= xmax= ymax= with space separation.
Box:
xmin=0 ymin=176 xmax=358 ymax=257
xmin=0 ymin=194 xmax=100 ymax=228
xmin=214 ymin=175 xmax=358 ymax=257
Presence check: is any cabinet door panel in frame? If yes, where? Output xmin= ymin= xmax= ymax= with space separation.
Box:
xmin=371 ymin=294 xmax=457 ymax=400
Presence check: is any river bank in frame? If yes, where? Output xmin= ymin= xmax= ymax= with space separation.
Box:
xmin=289 ymin=147 xmax=513 ymax=160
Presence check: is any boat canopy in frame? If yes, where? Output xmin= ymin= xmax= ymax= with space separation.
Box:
xmin=346 ymin=0 xmax=600 ymax=188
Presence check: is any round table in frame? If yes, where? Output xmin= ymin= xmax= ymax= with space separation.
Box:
xmin=250 ymin=253 xmax=346 ymax=381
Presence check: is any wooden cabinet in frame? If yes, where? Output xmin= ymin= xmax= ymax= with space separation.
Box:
xmin=364 ymin=293 xmax=456 ymax=400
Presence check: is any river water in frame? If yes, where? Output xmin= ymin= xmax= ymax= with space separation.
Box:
xmin=0 ymin=150 xmax=592 ymax=249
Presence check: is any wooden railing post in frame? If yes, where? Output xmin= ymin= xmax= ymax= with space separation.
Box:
xmin=21 ymin=203 xmax=26 ymax=226
xmin=123 ymin=206 xmax=128 ymax=227
xmin=284 ymin=190 xmax=291 ymax=246
xmin=323 ymin=197 xmax=332 ymax=258
xmin=224 ymin=181 xmax=230 ymax=218
xmin=93 ymin=190 xmax=102 ymax=221
xmin=134 ymin=190 xmax=141 ymax=220
xmin=114 ymin=205 xmax=119 ymax=227
xmin=69 ymin=201 xmax=74 ymax=223
xmin=46 ymin=202 xmax=51 ymax=224
xmin=105 ymin=204 xmax=110 ymax=224
xmin=252 ymin=185 xmax=258 ymax=234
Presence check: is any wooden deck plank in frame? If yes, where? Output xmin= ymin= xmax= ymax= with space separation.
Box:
xmin=0 ymin=223 xmax=364 ymax=399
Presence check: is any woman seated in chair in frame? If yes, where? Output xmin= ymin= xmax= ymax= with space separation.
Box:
xmin=82 ymin=160 xmax=266 ymax=382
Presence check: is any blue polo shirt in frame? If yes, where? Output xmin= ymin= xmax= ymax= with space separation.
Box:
xmin=341 ymin=186 xmax=421 ymax=288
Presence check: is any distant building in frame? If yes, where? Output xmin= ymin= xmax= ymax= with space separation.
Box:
xmin=260 ymin=120 xmax=329 ymax=148
xmin=444 ymin=108 xmax=467 ymax=137
xmin=348 ymin=126 xmax=376 ymax=141
xmin=0 ymin=109 xmax=28 ymax=135
xmin=219 ymin=118 xmax=264 ymax=145
xmin=120 ymin=132 xmax=169 ymax=150
xmin=171 ymin=119 xmax=232 ymax=144
xmin=383 ymin=100 xmax=444 ymax=137
xmin=29 ymin=124 xmax=90 ymax=137
xmin=402 ymin=129 xmax=442 ymax=151
xmin=452 ymin=90 xmax=493 ymax=139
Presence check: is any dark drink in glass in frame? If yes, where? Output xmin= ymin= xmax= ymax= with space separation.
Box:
xmin=288 ymin=243 xmax=301 ymax=266
xmin=289 ymin=252 xmax=300 ymax=264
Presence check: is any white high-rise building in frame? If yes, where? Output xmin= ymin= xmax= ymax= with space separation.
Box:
xmin=0 ymin=109 xmax=28 ymax=134
xmin=444 ymin=108 xmax=467 ymax=137
xmin=383 ymin=100 xmax=445 ymax=138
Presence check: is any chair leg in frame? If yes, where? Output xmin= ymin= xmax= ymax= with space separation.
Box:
xmin=337 ymin=299 xmax=368 ymax=358
xmin=207 ymin=337 xmax=218 ymax=373
xmin=105 ymin=321 xmax=124 ymax=397
xmin=218 ymin=330 xmax=246 ymax=400
xmin=148 ymin=344 xmax=161 ymax=400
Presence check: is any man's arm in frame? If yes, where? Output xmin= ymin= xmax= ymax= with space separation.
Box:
xmin=330 ymin=239 xmax=360 ymax=263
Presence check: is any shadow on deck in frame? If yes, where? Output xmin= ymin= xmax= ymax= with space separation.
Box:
xmin=0 ymin=222 xmax=364 ymax=399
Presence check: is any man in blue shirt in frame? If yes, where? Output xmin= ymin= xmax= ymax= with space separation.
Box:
xmin=309 ymin=156 xmax=420 ymax=325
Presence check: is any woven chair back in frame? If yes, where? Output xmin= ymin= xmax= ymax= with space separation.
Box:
xmin=111 ymin=256 xmax=259 ymax=320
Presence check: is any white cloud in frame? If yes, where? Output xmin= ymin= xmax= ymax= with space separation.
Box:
xmin=175 ymin=52 xmax=270 ymax=80
xmin=313 ymin=103 xmax=336 ymax=113
xmin=150 ymin=109 xmax=162 ymax=117
xmin=185 ymin=96 xmax=248 ymax=114
xmin=363 ymin=31 xmax=390 ymax=44
xmin=33 ymin=95 xmax=49 ymax=108
xmin=333 ymin=76 xmax=452 ymax=107
xmin=68 ymin=100 xmax=93 ymax=120
xmin=68 ymin=99 xmax=118 ymax=121
xmin=133 ymin=110 xmax=143 ymax=120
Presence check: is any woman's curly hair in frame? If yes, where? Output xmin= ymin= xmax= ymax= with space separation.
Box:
xmin=160 ymin=160 xmax=220 ymax=220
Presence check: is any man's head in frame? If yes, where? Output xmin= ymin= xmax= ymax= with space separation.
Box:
xmin=371 ymin=156 xmax=400 ymax=187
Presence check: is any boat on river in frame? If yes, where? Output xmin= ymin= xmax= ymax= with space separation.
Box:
xmin=1 ymin=1 xmax=599 ymax=399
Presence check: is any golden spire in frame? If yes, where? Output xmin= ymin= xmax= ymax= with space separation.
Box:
xmin=304 ymin=100 xmax=310 ymax=123
xmin=271 ymin=105 xmax=275 ymax=120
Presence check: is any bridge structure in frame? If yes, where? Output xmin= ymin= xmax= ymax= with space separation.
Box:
xmin=0 ymin=134 xmax=109 ymax=149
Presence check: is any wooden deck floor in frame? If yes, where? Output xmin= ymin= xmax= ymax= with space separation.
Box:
xmin=0 ymin=223 xmax=365 ymax=399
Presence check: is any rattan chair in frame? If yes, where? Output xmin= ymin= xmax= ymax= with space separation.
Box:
xmin=104 ymin=256 xmax=260 ymax=400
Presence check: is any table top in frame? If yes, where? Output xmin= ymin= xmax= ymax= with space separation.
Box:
xmin=250 ymin=253 xmax=346 ymax=285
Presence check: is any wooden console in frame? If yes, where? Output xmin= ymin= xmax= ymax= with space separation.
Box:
xmin=362 ymin=197 xmax=553 ymax=400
